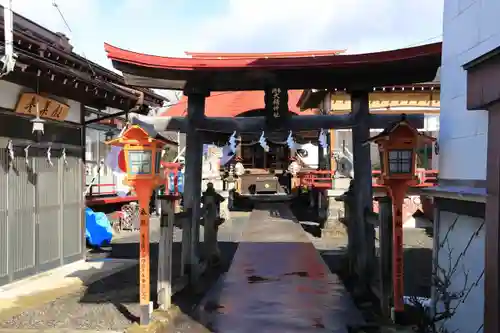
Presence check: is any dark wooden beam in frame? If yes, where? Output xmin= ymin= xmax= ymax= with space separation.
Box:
xmin=485 ymin=107 xmax=500 ymax=333
xmin=182 ymin=93 xmax=206 ymax=282
xmin=84 ymin=109 xmax=129 ymax=125
xmin=351 ymin=90 xmax=376 ymax=291
xmin=129 ymin=113 xmax=424 ymax=133
xmin=3 ymin=62 xmax=135 ymax=110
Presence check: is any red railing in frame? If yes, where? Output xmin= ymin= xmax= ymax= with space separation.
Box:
xmin=85 ymin=183 xmax=139 ymax=206
xmin=298 ymin=170 xmax=335 ymax=189
xmin=372 ymin=169 xmax=438 ymax=188
xmin=299 ymin=169 xmax=439 ymax=190
xmin=88 ymin=183 xmax=116 ymax=196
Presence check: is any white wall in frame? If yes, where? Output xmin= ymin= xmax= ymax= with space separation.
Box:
xmin=440 ymin=0 xmax=500 ymax=180
xmin=436 ymin=211 xmax=485 ymax=333
xmin=0 ymin=80 xmax=22 ymax=109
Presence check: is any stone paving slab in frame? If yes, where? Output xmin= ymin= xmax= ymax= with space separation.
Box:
xmin=196 ymin=203 xmax=364 ymax=333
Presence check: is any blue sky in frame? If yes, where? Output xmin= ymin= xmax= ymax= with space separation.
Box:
xmin=11 ymin=0 xmax=444 ymax=97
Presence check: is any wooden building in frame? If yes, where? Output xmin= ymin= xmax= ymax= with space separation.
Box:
xmin=0 ymin=8 xmax=165 ymax=286
xmin=298 ymin=78 xmax=441 ymax=174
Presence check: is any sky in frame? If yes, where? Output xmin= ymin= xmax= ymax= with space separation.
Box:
xmin=8 ymin=0 xmax=444 ymax=100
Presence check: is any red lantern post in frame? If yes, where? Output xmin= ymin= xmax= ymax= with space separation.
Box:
xmin=106 ymin=125 xmax=167 ymax=325
xmin=366 ymin=116 xmax=435 ymax=322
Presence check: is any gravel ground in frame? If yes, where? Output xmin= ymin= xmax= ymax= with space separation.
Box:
xmin=307 ymin=224 xmax=433 ymax=298
xmin=292 ymin=195 xmax=434 ymax=298
xmin=0 ymin=200 xmax=432 ymax=332
xmin=0 ymin=214 xmax=250 ymax=331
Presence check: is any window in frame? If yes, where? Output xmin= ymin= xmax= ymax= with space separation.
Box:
xmin=155 ymin=151 xmax=162 ymax=174
xmin=388 ymin=149 xmax=413 ymax=174
xmin=85 ymin=128 xmax=99 ymax=187
xmin=86 ymin=128 xmax=99 ymax=163
xmin=98 ymin=131 xmax=111 ymax=176
xmin=241 ymin=146 xmax=253 ymax=167
xmin=128 ymin=150 xmax=152 ymax=175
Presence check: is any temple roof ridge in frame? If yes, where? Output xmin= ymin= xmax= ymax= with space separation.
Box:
xmin=184 ymin=49 xmax=347 ymax=60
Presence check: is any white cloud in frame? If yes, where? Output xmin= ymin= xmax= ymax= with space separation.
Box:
xmin=195 ymin=0 xmax=444 ymax=54
xmin=4 ymin=0 xmax=443 ymax=100
xmin=6 ymin=0 xmax=444 ymax=71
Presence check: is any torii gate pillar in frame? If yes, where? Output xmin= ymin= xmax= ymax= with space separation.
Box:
xmin=351 ymin=90 xmax=376 ymax=290
xmin=183 ymin=91 xmax=207 ymax=283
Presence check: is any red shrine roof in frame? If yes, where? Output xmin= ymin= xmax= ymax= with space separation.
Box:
xmin=161 ymin=90 xmax=316 ymax=117
xmin=104 ymin=42 xmax=441 ymax=91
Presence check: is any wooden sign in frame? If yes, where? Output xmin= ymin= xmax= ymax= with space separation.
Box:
xmin=139 ymin=205 xmax=150 ymax=306
xmin=15 ymin=93 xmax=70 ymax=121
xmin=264 ymin=88 xmax=290 ymax=128
xmin=393 ymin=201 xmax=405 ymax=313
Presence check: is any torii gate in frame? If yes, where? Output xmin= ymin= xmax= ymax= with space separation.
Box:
xmin=103 ymin=42 xmax=441 ymax=292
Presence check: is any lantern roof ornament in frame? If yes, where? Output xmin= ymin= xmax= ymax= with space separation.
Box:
xmin=105 ymin=123 xmax=176 ymax=147
xmin=364 ymin=114 xmax=436 ymax=147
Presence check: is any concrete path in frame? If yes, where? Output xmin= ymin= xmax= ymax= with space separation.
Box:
xmin=196 ymin=203 xmax=364 ymax=333
xmin=0 ymin=213 xmax=251 ymax=332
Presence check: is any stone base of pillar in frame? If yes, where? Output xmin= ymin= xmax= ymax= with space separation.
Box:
xmin=322 ymin=189 xmax=348 ymax=238
xmin=333 ymin=177 xmax=351 ymax=191
xmin=219 ymin=191 xmax=230 ymax=223
xmin=225 ymin=179 xmax=236 ymax=191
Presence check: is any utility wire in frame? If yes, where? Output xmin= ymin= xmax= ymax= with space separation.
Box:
xmin=404 ymin=33 xmax=443 ymax=48
xmin=51 ymin=1 xmax=72 ymax=33
xmin=51 ymin=0 xmax=96 ymax=77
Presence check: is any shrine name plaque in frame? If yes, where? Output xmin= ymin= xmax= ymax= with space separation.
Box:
xmin=15 ymin=93 xmax=70 ymax=121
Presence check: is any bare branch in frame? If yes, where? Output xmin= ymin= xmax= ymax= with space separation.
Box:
xmin=418 ymin=216 xmax=485 ymax=332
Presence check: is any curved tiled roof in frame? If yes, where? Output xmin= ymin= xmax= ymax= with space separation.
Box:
xmin=184 ymin=49 xmax=346 ymax=59
xmin=161 ymin=90 xmax=316 ymax=117
xmin=105 ymin=42 xmax=440 ymax=71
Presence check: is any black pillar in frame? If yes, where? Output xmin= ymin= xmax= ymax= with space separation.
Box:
xmin=318 ymin=143 xmax=324 ymax=169
xmin=183 ymin=92 xmax=206 ymax=281
xmin=377 ymin=196 xmax=393 ymax=318
xmin=351 ymin=90 xmax=376 ymax=290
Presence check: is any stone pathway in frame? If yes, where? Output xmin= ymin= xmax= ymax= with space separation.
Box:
xmin=194 ymin=203 xmax=364 ymax=333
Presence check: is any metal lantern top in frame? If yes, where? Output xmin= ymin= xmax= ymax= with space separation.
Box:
xmin=366 ymin=115 xmax=435 ymax=183
xmin=105 ymin=125 xmax=167 ymax=184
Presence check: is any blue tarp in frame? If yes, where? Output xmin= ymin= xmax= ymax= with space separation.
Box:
xmin=85 ymin=207 xmax=113 ymax=247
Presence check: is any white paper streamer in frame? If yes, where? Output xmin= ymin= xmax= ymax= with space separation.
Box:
xmin=228 ymin=131 xmax=237 ymax=153
xmin=319 ymin=129 xmax=328 ymax=149
xmin=259 ymin=132 xmax=270 ymax=152
xmin=220 ymin=145 xmax=234 ymax=166
xmin=286 ymin=130 xmax=296 ymax=150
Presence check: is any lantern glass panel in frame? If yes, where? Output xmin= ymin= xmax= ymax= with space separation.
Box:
xmin=388 ymin=149 xmax=413 ymax=174
xmin=128 ymin=150 xmax=152 ymax=175
xmin=155 ymin=151 xmax=162 ymax=174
